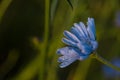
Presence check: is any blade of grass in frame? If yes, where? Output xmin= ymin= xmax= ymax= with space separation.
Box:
xmin=0 ymin=0 xmax=13 ymax=22
xmin=0 ymin=50 xmax=19 ymax=80
xmin=39 ymin=0 xmax=50 ymax=80
xmin=11 ymin=54 xmax=41 ymax=80
xmin=51 ymin=0 xmax=58 ymax=22
xmin=46 ymin=36 xmax=64 ymax=80
xmin=11 ymin=39 xmax=41 ymax=80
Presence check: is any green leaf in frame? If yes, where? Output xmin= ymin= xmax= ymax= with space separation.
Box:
xmin=66 ymin=0 xmax=73 ymax=9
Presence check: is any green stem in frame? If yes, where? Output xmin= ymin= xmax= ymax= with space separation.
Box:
xmin=39 ymin=0 xmax=50 ymax=80
xmin=44 ymin=0 xmax=50 ymax=42
xmin=90 ymin=52 xmax=120 ymax=71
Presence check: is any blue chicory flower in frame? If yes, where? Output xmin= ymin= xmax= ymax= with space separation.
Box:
xmin=102 ymin=58 xmax=120 ymax=78
xmin=56 ymin=18 xmax=98 ymax=68
xmin=115 ymin=11 xmax=120 ymax=27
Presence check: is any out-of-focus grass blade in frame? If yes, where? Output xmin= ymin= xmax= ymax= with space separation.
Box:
xmin=11 ymin=54 xmax=41 ymax=80
xmin=39 ymin=0 xmax=50 ymax=79
xmin=66 ymin=0 xmax=73 ymax=9
xmin=46 ymin=35 xmax=66 ymax=80
xmin=0 ymin=50 xmax=19 ymax=80
xmin=71 ymin=59 xmax=92 ymax=80
xmin=11 ymin=38 xmax=41 ymax=80
xmin=51 ymin=0 xmax=58 ymax=22
xmin=0 ymin=0 xmax=13 ymax=22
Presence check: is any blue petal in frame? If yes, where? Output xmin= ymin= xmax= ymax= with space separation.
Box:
xmin=63 ymin=30 xmax=79 ymax=43
xmin=76 ymin=41 xmax=92 ymax=54
xmin=58 ymin=56 xmax=68 ymax=62
xmin=56 ymin=47 xmax=69 ymax=55
xmin=60 ymin=58 xmax=77 ymax=68
xmin=79 ymin=22 xmax=89 ymax=38
xmin=87 ymin=18 xmax=96 ymax=40
xmin=70 ymin=27 xmax=85 ymax=41
xmin=91 ymin=40 xmax=98 ymax=51
xmin=78 ymin=55 xmax=89 ymax=60
xmin=58 ymin=47 xmax=80 ymax=68
xmin=62 ymin=38 xmax=76 ymax=46
xmin=74 ymin=23 xmax=86 ymax=38
xmin=57 ymin=46 xmax=91 ymax=68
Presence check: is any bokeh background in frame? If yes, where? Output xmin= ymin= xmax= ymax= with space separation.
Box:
xmin=0 ymin=0 xmax=120 ymax=80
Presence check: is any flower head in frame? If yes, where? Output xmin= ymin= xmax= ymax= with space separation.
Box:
xmin=56 ymin=18 xmax=98 ymax=68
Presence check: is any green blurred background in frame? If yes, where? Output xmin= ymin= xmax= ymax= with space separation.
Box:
xmin=0 ymin=0 xmax=120 ymax=80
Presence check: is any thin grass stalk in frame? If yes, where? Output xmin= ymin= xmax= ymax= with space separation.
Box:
xmin=39 ymin=0 xmax=50 ymax=80
xmin=0 ymin=0 xmax=13 ymax=22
